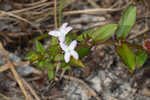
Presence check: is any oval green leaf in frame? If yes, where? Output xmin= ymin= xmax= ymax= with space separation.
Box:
xmin=48 ymin=70 xmax=54 ymax=80
xmin=117 ymin=43 xmax=136 ymax=71
xmin=135 ymin=50 xmax=147 ymax=68
xmin=77 ymin=29 xmax=94 ymax=41
xmin=77 ymin=48 xmax=90 ymax=59
xmin=92 ymin=24 xmax=118 ymax=42
xmin=35 ymin=40 xmax=45 ymax=54
xmin=63 ymin=65 xmax=71 ymax=71
xmin=24 ymin=51 xmax=39 ymax=61
xmin=34 ymin=61 xmax=45 ymax=69
xmin=116 ymin=6 xmax=136 ymax=39
xmin=54 ymin=54 xmax=64 ymax=61
xmin=70 ymin=58 xmax=85 ymax=67
xmin=49 ymin=45 xmax=60 ymax=56
xmin=47 ymin=63 xmax=54 ymax=80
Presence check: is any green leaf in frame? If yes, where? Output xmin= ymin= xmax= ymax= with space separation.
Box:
xmin=135 ymin=50 xmax=147 ymax=68
xmin=54 ymin=54 xmax=64 ymax=61
xmin=116 ymin=6 xmax=136 ymax=39
xmin=61 ymin=63 xmax=71 ymax=71
xmin=35 ymin=40 xmax=45 ymax=54
xmin=51 ymin=37 xmax=58 ymax=45
xmin=46 ymin=63 xmax=54 ymax=69
xmin=47 ymin=63 xmax=54 ymax=80
xmin=63 ymin=65 xmax=71 ymax=71
xmin=49 ymin=45 xmax=60 ymax=56
xmin=65 ymin=33 xmax=77 ymax=45
xmin=117 ymin=43 xmax=136 ymax=71
xmin=43 ymin=58 xmax=51 ymax=67
xmin=34 ymin=61 xmax=45 ymax=69
xmin=49 ymin=37 xmax=60 ymax=56
xmin=70 ymin=58 xmax=85 ymax=67
xmin=24 ymin=51 xmax=39 ymax=61
xmin=31 ymin=33 xmax=49 ymax=43
xmin=92 ymin=24 xmax=118 ymax=42
xmin=24 ymin=51 xmax=34 ymax=60
xmin=77 ymin=29 xmax=94 ymax=41
xmin=61 ymin=62 xmax=66 ymax=67
xmin=77 ymin=48 xmax=90 ymax=59
xmin=48 ymin=70 xmax=54 ymax=80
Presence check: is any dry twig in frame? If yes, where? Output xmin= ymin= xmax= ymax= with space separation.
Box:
xmin=0 ymin=93 xmax=15 ymax=100
xmin=63 ymin=8 xmax=121 ymax=15
xmin=129 ymin=24 xmax=149 ymax=39
xmin=0 ymin=61 xmax=42 ymax=75
xmin=142 ymin=88 xmax=150 ymax=96
xmin=87 ymin=0 xmax=100 ymax=8
xmin=22 ymin=79 xmax=41 ymax=100
xmin=0 ymin=61 xmax=29 ymax=72
xmin=0 ymin=42 xmax=32 ymax=100
xmin=63 ymin=1 xmax=132 ymax=15
xmin=54 ymin=0 xmax=57 ymax=29
xmin=0 ymin=11 xmax=42 ymax=35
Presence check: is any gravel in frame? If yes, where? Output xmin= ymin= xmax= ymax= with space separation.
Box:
xmin=61 ymin=45 xmax=150 ymax=100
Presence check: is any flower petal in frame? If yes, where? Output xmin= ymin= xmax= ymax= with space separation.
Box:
xmin=64 ymin=52 xmax=71 ymax=63
xmin=69 ymin=40 xmax=77 ymax=50
xmin=59 ymin=23 xmax=68 ymax=33
xmin=60 ymin=42 xmax=68 ymax=51
xmin=64 ymin=26 xmax=72 ymax=35
xmin=71 ymin=50 xmax=79 ymax=60
xmin=59 ymin=23 xmax=72 ymax=36
xmin=60 ymin=23 xmax=68 ymax=29
xmin=58 ymin=36 xmax=65 ymax=43
xmin=48 ymin=30 xmax=60 ymax=37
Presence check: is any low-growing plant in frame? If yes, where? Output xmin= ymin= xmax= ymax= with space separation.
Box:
xmin=25 ymin=5 xmax=149 ymax=80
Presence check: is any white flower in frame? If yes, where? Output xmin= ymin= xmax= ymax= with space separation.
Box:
xmin=60 ymin=40 xmax=79 ymax=63
xmin=48 ymin=23 xmax=72 ymax=42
